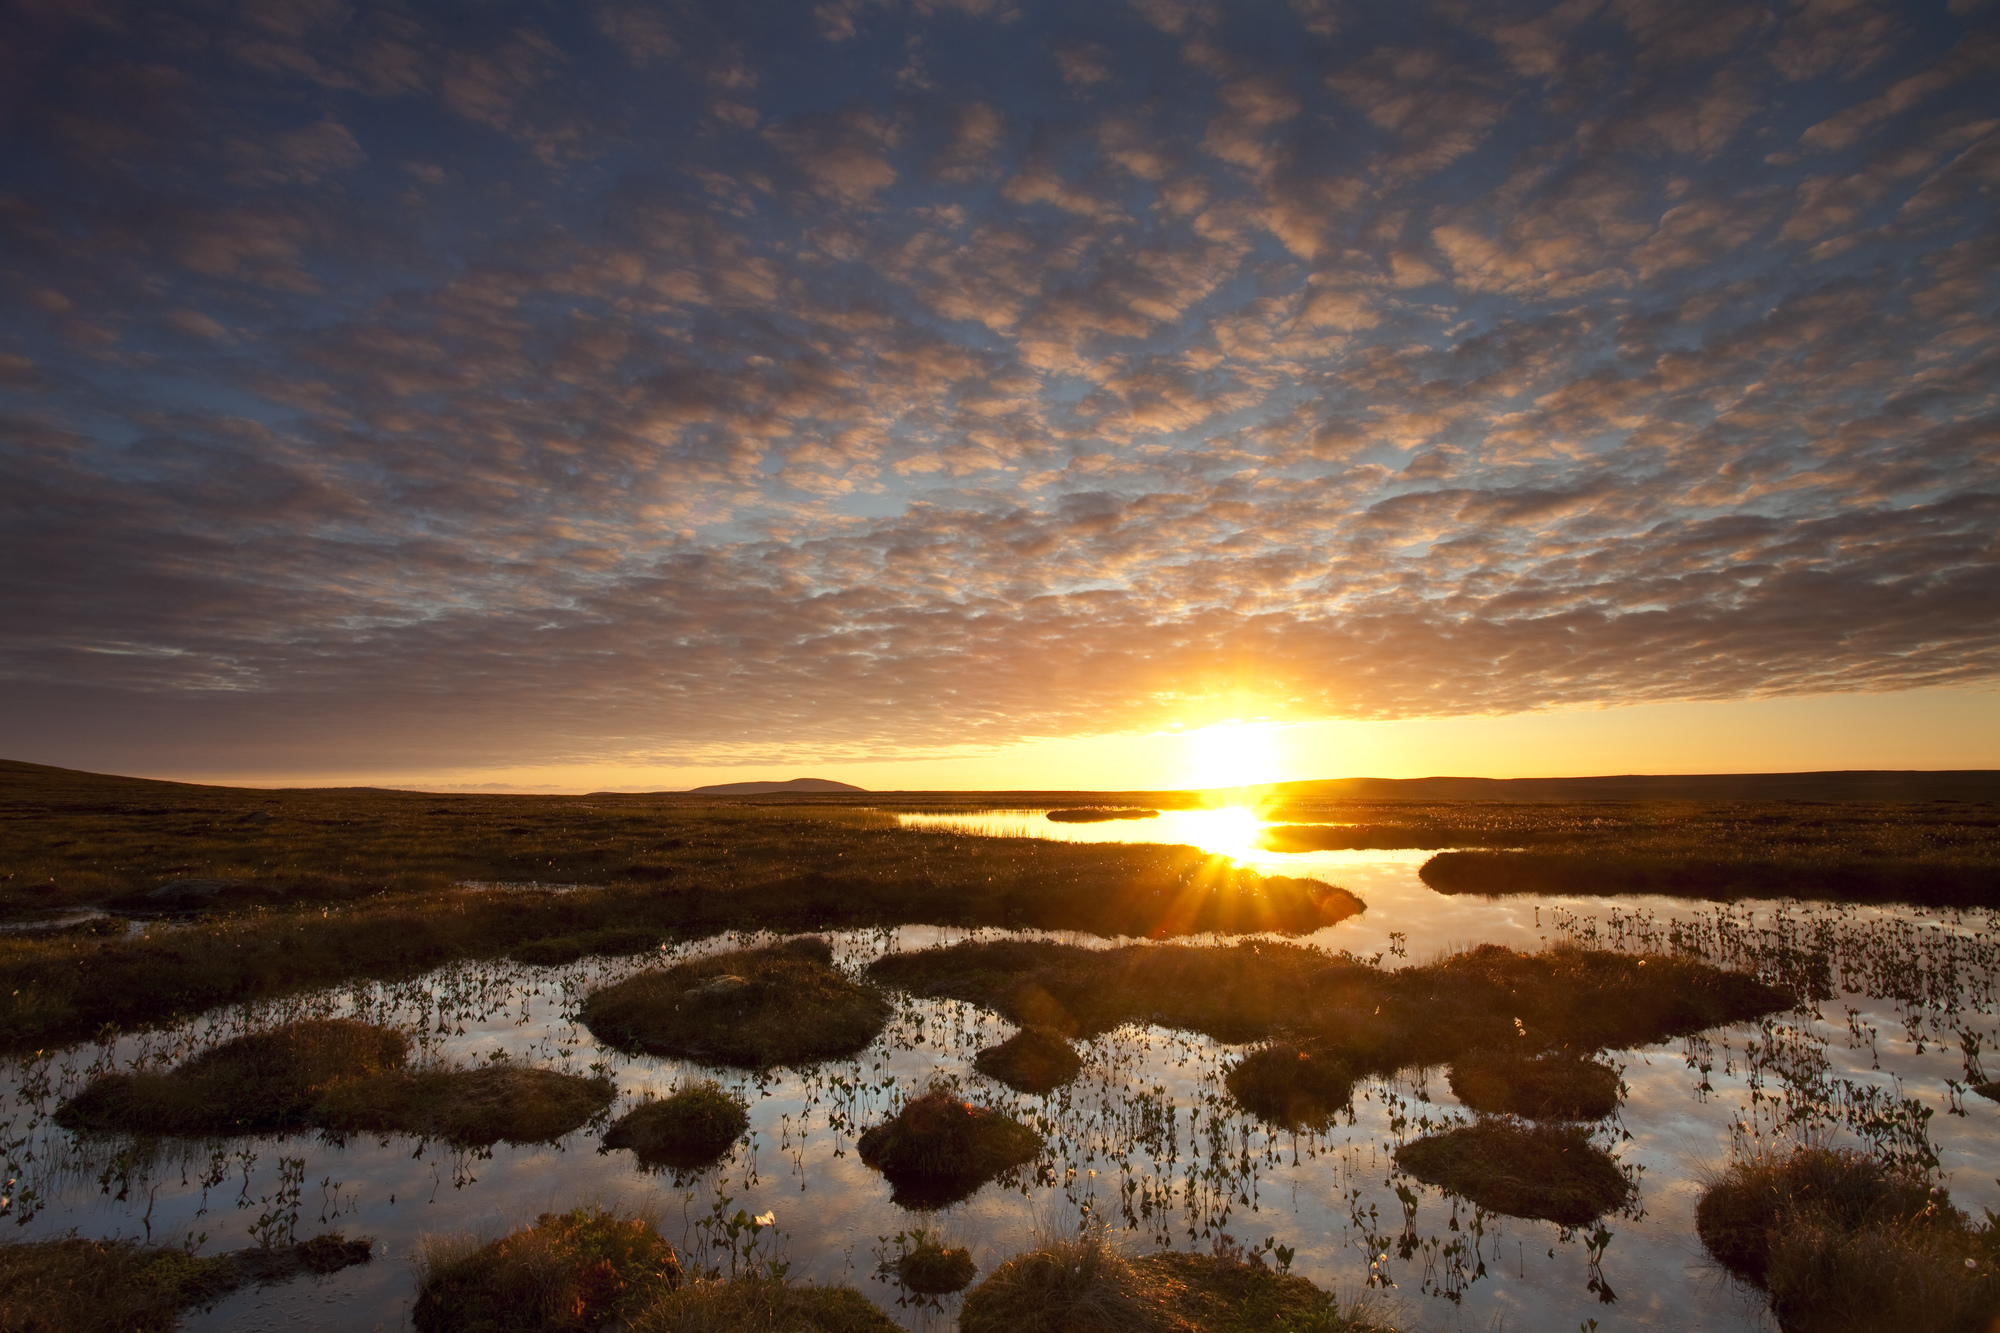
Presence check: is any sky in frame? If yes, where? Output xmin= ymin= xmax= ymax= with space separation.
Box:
xmin=1 ymin=0 xmax=1997 ymax=792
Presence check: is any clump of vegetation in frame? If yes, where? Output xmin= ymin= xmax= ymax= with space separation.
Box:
xmin=1258 ymin=824 xmax=1463 ymax=853
xmin=56 ymin=1020 xmax=611 ymax=1146
xmin=512 ymin=925 xmax=669 ymax=966
xmin=1395 ymin=1120 xmax=1632 ymax=1225
xmin=1447 ymin=1049 xmax=1620 ymax=1120
xmin=603 ymin=1081 xmax=750 ymax=1170
xmin=973 ymin=1026 xmax=1082 ymax=1093
xmin=856 ymin=1084 xmax=1042 ymax=1208
xmin=413 ymin=1206 xmax=682 ymax=1332
xmin=1696 ymin=1146 xmax=1999 ymax=1329
xmin=886 ymin=1233 xmax=977 ymax=1294
xmin=55 ymin=1019 xmax=408 ymax=1135
xmin=960 ymin=1228 xmax=1378 ymax=1333
xmin=624 ymin=1274 xmax=901 ymax=1331
xmin=0 ymin=1231 xmax=371 ymax=1333
xmin=581 ymin=938 xmax=890 ymax=1068
xmin=868 ymin=938 xmax=1788 ymax=1075
xmin=1046 ymin=808 xmax=1158 ymax=823
xmin=1224 ymin=1042 xmax=1353 ymax=1130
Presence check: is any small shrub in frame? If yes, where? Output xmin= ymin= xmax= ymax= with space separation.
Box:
xmin=1696 ymin=1146 xmax=2000 ymax=1330
xmin=1395 ymin=1120 xmax=1631 ymax=1225
xmin=604 ymin=1081 xmax=750 ymax=1170
xmin=624 ymin=1273 xmax=900 ymax=1332
xmin=1225 ymin=1042 xmax=1353 ymax=1130
xmin=856 ymin=1084 xmax=1041 ymax=1208
xmin=581 ymin=939 xmax=889 ymax=1068
xmin=1448 ymin=1049 xmax=1620 ymax=1120
xmin=973 ymin=1026 xmax=1082 ymax=1093
xmin=56 ymin=1019 xmax=408 ymax=1135
xmin=413 ymin=1206 xmax=682 ymax=1332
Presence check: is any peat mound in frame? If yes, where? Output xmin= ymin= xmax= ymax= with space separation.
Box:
xmin=602 ymin=1080 xmax=749 ymax=1171
xmin=581 ymin=937 xmax=890 ymax=1068
xmin=315 ymin=1064 xmax=615 ymax=1146
xmin=1224 ymin=1042 xmax=1354 ymax=1130
xmin=1448 ymin=1049 xmax=1620 ymax=1120
xmin=857 ymin=1086 xmax=1042 ymax=1208
xmin=973 ymin=1026 xmax=1082 ymax=1093
xmin=626 ymin=1275 xmax=900 ymax=1332
xmin=414 ymin=1206 xmax=680 ymax=1333
xmin=1395 ymin=1121 xmax=1631 ymax=1225
xmin=893 ymin=1239 xmax=977 ymax=1295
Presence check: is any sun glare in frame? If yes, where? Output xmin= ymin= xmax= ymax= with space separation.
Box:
xmin=1182 ymin=722 xmax=1282 ymax=791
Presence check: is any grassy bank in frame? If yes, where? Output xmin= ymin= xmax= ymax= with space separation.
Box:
xmin=1420 ymin=848 xmax=2000 ymax=906
xmin=868 ymin=937 xmax=1789 ymax=1074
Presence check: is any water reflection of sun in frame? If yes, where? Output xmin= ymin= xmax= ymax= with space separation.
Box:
xmin=1174 ymin=804 xmax=1266 ymax=860
xmin=1182 ymin=722 xmax=1281 ymax=791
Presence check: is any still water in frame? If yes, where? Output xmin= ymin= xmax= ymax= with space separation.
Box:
xmin=2 ymin=809 xmax=1995 ymax=1331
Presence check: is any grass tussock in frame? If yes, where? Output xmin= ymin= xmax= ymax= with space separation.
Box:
xmin=973 ymin=1026 xmax=1082 ymax=1094
xmin=57 ymin=1020 xmax=612 ymax=1145
xmin=959 ymin=1228 xmax=1380 ymax=1333
xmin=856 ymin=1084 xmax=1042 ymax=1208
xmin=414 ymin=1206 xmax=682 ymax=1332
xmin=893 ymin=1238 xmax=977 ymax=1294
xmin=513 ymin=925 xmax=669 ymax=966
xmin=0 ymin=1232 xmax=371 ymax=1333
xmin=581 ymin=938 xmax=890 ymax=1069
xmin=603 ymin=1081 xmax=750 ymax=1170
xmin=1395 ymin=1120 xmax=1631 ymax=1225
xmin=868 ymin=938 xmax=1786 ymax=1075
xmin=1696 ymin=1146 xmax=1999 ymax=1331
xmin=1447 ymin=1049 xmax=1620 ymax=1120
xmin=625 ymin=1274 xmax=900 ymax=1332
xmin=55 ymin=1018 xmax=407 ymax=1136
xmin=1224 ymin=1042 xmax=1353 ymax=1131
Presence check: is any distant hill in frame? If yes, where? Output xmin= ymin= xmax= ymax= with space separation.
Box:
xmin=1263 ymin=771 xmax=2000 ymax=803
xmin=687 ymin=777 xmax=867 ymax=795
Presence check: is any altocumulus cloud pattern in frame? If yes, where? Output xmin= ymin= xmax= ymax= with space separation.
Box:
xmin=0 ymin=0 xmax=1996 ymax=772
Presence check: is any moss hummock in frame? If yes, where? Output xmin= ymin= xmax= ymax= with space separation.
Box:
xmin=974 ymin=1026 xmax=1082 ymax=1094
xmin=581 ymin=937 xmax=891 ymax=1069
xmin=1224 ymin=1042 xmax=1353 ymax=1131
xmin=414 ymin=1206 xmax=682 ymax=1333
xmin=1447 ymin=1049 xmax=1620 ymax=1120
xmin=603 ymin=1080 xmax=750 ymax=1170
xmin=1395 ymin=1120 xmax=1631 ymax=1225
xmin=857 ymin=1085 xmax=1042 ymax=1208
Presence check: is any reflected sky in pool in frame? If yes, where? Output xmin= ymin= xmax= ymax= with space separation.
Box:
xmin=2 ymin=826 xmax=1995 ymax=1332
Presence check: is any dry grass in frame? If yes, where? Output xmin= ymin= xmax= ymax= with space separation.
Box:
xmin=315 ymin=1064 xmax=615 ymax=1147
xmin=602 ymin=1081 xmax=750 ymax=1171
xmin=856 ymin=1084 xmax=1042 ymax=1208
xmin=581 ymin=938 xmax=890 ymax=1069
xmin=1224 ymin=1042 xmax=1353 ymax=1131
xmin=0 ymin=1232 xmax=370 ymax=1333
xmin=55 ymin=1018 xmax=407 ymax=1135
xmin=959 ymin=1228 xmax=1380 ymax=1333
xmin=413 ymin=1206 xmax=682 ymax=1332
xmin=625 ymin=1274 xmax=900 ymax=1332
xmin=868 ymin=938 xmax=1788 ymax=1074
xmin=55 ymin=1020 xmax=610 ymax=1146
xmin=1395 ymin=1121 xmax=1631 ymax=1225
xmin=1696 ymin=1146 xmax=2000 ymax=1330
xmin=513 ymin=925 xmax=670 ymax=966
xmin=1446 ymin=1049 xmax=1620 ymax=1120
xmin=973 ymin=1026 xmax=1082 ymax=1094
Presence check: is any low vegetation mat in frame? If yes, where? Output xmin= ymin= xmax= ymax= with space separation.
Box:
xmin=602 ymin=1080 xmax=750 ymax=1170
xmin=973 ymin=1026 xmax=1082 ymax=1093
xmin=54 ymin=1018 xmax=407 ymax=1136
xmin=625 ymin=1275 xmax=901 ymax=1332
xmin=1696 ymin=1146 xmax=1999 ymax=1330
xmin=581 ymin=938 xmax=890 ymax=1068
xmin=414 ymin=1206 xmax=682 ymax=1332
xmin=57 ymin=1020 xmax=611 ymax=1146
xmin=1419 ymin=849 xmax=2000 ymax=907
xmin=868 ymin=938 xmax=1788 ymax=1074
xmin=959 ymin=1229 xmax=1380 ymax=1333
xmin=1395 ymin=1121 xmax=1632 ymax=1225
xmin=1224 ymin=1042 xmax=1354 ymax=1130
xmin=0 ymin=1231 xmax=371 ymax=1333
xmin=1447 ymin=1049 xmax=1621 ymax=1120
xmin=512 ymin=925 xmax=670 ymax=966
xmin=1045 ymin=808 xmax=1158 ymax=823
xmin=856 ymin=1085 xmax=1042 ymax=1208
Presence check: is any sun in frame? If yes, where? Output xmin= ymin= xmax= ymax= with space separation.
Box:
xmin=1182 ymin=722 xmax=1282 ymax=791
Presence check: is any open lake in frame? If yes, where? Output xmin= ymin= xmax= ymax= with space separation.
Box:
xmin=4 ymin=807 xmax=1994 ymax=1331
